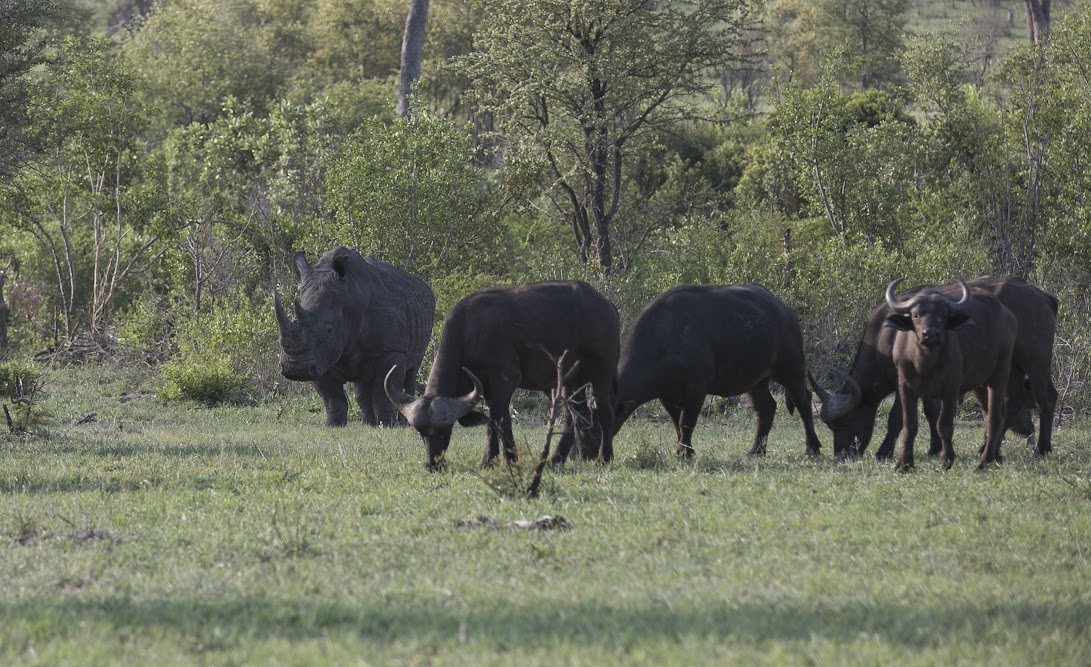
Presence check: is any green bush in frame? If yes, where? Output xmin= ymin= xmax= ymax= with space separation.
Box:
xmin=159 ymin=357 xmax=250 ymax=405
xmin=0 ymin=359 xmax=41 ymax=399
xmin=0 ymin=358 xmax=49 ymax=433
xmin=156 ymin=287 xmax=275 ymax=404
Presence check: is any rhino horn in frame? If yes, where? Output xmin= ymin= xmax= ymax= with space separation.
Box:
xmin=274 ymin=291 xmax=305 ymax=348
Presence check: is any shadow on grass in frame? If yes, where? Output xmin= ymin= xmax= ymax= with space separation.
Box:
xmin=41 ymin=441 xmax=274 ymax=460
xmin=3 ymin=595 xmax=1088 ymax=652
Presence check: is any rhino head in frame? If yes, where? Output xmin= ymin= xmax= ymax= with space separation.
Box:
xmin=275 ymin=251 xmax=356 ymax=382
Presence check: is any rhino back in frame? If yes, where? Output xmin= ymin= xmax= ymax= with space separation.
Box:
xmin=362 ymin=256 xmax=436 ymax=366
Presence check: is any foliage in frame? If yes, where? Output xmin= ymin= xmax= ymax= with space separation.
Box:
xmin=158 ymin=357 xmax=250 ymax=405
xmin=323 ymin=113 xmax=507 ymax=281
xmin=1 ymin=35 xmax=165 ymax=341
xmin=123 ymin=0 xmax=287 ymax=125
xmin=0 ymin=357 xmax=48 ymax=433
xmin=156 ymin=287 xmax=276 ymax=404
xmin=458 ymin=0 xmax=761 ymax=270
xmin=0 ymin=0 xmax=64 ymax=179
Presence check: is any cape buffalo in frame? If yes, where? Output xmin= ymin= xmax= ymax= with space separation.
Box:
xmin=812 ymin=277 xmax=1058 ymax=458
xmin=613 ymin=284 xmax=823 ymax=457
xmin=884 ymin=278 xmax=1017 ymax=470
xmin=384 ymin=281 xmax=619 ymax=471
xmin=275 ymin=247 xmax=435 ymax=427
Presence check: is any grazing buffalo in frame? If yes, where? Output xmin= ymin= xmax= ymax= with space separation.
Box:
xmin=812 ymin=277 xmax=1058 ymax=458
xmin=613 ymin=284 xmax=823 ymax=457
xmin=884 ymin=278 xmax=1017 ymax=470
xmin=275 ymin=247 xmax=435 ymax=427
xmin=384 ymin=281 xmax=620 ymax=471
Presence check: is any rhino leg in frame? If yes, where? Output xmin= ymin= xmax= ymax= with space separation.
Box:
xmin=314 ymin=375 xmax=349 ymax=427
xmin=353 ymin=381 xmax=380 ymax=426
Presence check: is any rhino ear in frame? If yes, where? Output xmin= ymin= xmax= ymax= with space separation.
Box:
xmin=331 ymin=248 xmax=352 ymax=280
xmin=293 ymin=252 xmax=311 ymax=282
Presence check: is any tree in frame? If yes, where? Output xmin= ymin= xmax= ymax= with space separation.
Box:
xmin=122 ymin=0 xmax=285 ymax=125
xmin=815 ymin=0 xmax=911 ymax=89
xmin=0 ymin=0 xmax=62 ymax=180
xmin=459 ymin=0 xmax=759 ymax=271
xmin=396 ymin=0 xmax=430 ymax=117
xmin=3 ymin=36 xmax=166 ymax=341
xmin=323 ymin=113 xmax=505 ymax=281
xmin=1024 ymin=0 xmax=1051 ymax=44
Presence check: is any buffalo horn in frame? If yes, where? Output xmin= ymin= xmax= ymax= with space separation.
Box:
xmin=813 ymin=366 xmax=862 ymax=422
xmin=384 ymin=365 xmax=415 ymax=412
xmin=948 ymin=277 xmax=972 ymax=310
xmin=884 ymin=278 xmax=915 ymax=313
xmin=808 ymin=371 xmax=832 ymax=403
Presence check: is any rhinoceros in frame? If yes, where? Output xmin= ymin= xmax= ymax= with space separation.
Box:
xmin=275 ymin=247 xmax=435 ymax=427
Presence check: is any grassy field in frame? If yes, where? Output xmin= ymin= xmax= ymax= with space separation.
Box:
xmin=2 ymin=365 xmax=1089 ymax=665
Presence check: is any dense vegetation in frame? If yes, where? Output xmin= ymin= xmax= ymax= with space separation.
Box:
xmin=1 ymin=0 xmax=1090 ymax=414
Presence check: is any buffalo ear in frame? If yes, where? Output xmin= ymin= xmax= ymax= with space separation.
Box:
xmin=947 ymin=313 xmax=975 ymax=330
xmin=457 ymin=411 xmax=489 ymax=427
xmin=884 ymin=313 xmax=913 ymax=331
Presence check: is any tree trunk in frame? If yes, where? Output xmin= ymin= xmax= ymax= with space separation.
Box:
xmin=396 ymin=0 xmax=431 ymax=118
xmin=1024 ymin=0 xmax=1050 ymax=44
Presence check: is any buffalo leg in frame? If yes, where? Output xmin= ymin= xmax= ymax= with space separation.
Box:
xmin=1026 ymin=372 xmax=1056 ymax=456
xmin=936 ymin=394 xmax=958 ymax=471
xmin=895 ymin=384 xmax=919 ymax=471
xmin=923 ymin=398 xmax=944 ymax=457
xmin=876 ymin=399 xmax=902 ymax=460
xmin=662 ymin=395 xmax=703 ymax=458
xmin=782 ymin=378 xmax=822 ymax=456
xmin=313 ymin=375 xmax=349 ymax=427
xmin=978 ymin=383 xmax=1007 ymax=468
xmin=590 ymin=376 xmax=616 ymax=463
xmin=747 ymin=381 xmax=777 ymax=456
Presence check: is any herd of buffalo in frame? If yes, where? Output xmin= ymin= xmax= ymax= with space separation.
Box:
xmin=274 ymin=247 xmax=1058 ymax=472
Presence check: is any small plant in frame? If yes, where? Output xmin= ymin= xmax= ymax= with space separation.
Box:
xmin=630 ymin=437 xmax=673 ymax=471
xmin=158 ymin=357 xmax=250 ymax=405
xmin=0 ymin=358 xmax=50 ymax=433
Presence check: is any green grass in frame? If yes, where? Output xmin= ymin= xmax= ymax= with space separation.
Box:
xmin=2 ymin=365 xmax=1089 ymax=665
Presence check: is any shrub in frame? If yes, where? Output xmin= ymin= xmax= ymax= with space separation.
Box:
xmin=159 ymin=357 xmax=249 ymax=405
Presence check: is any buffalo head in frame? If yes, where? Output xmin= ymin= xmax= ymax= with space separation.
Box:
xmin=384 ymin=366 xmax=488 ymax=470
xmin=808 ymin=367 xmax=866 ymax=456
xmin=884 ymin=277 xmax=974 ymax=348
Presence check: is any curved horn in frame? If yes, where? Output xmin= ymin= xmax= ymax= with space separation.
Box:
xmin=948 ymin=276 xmax=972 ymax=310
xmin=808 ymin=371 xmax=832 ymax=404
xmin=815 ymin=366 xmax=863 ymax=422
xmin=274 ymin=290 xmax=307 ymax=349
xmin=885 ymin=278 xmax=918 ymax=313
xmin=384 ymin=365 xmax=415 ymax=413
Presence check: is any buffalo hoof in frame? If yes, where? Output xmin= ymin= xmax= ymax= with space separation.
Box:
xmin=941 ymin=456 xmax=955 ymax=471
xmin=895 ymin=459 xmax=914 ymax=473
xmin=747 ymin=447 xmax=766 ymax=457
xmin=805 ymin=447 xmax=821 ymax=458
xmin=676 ymin=444 xmax=696 ymax=458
